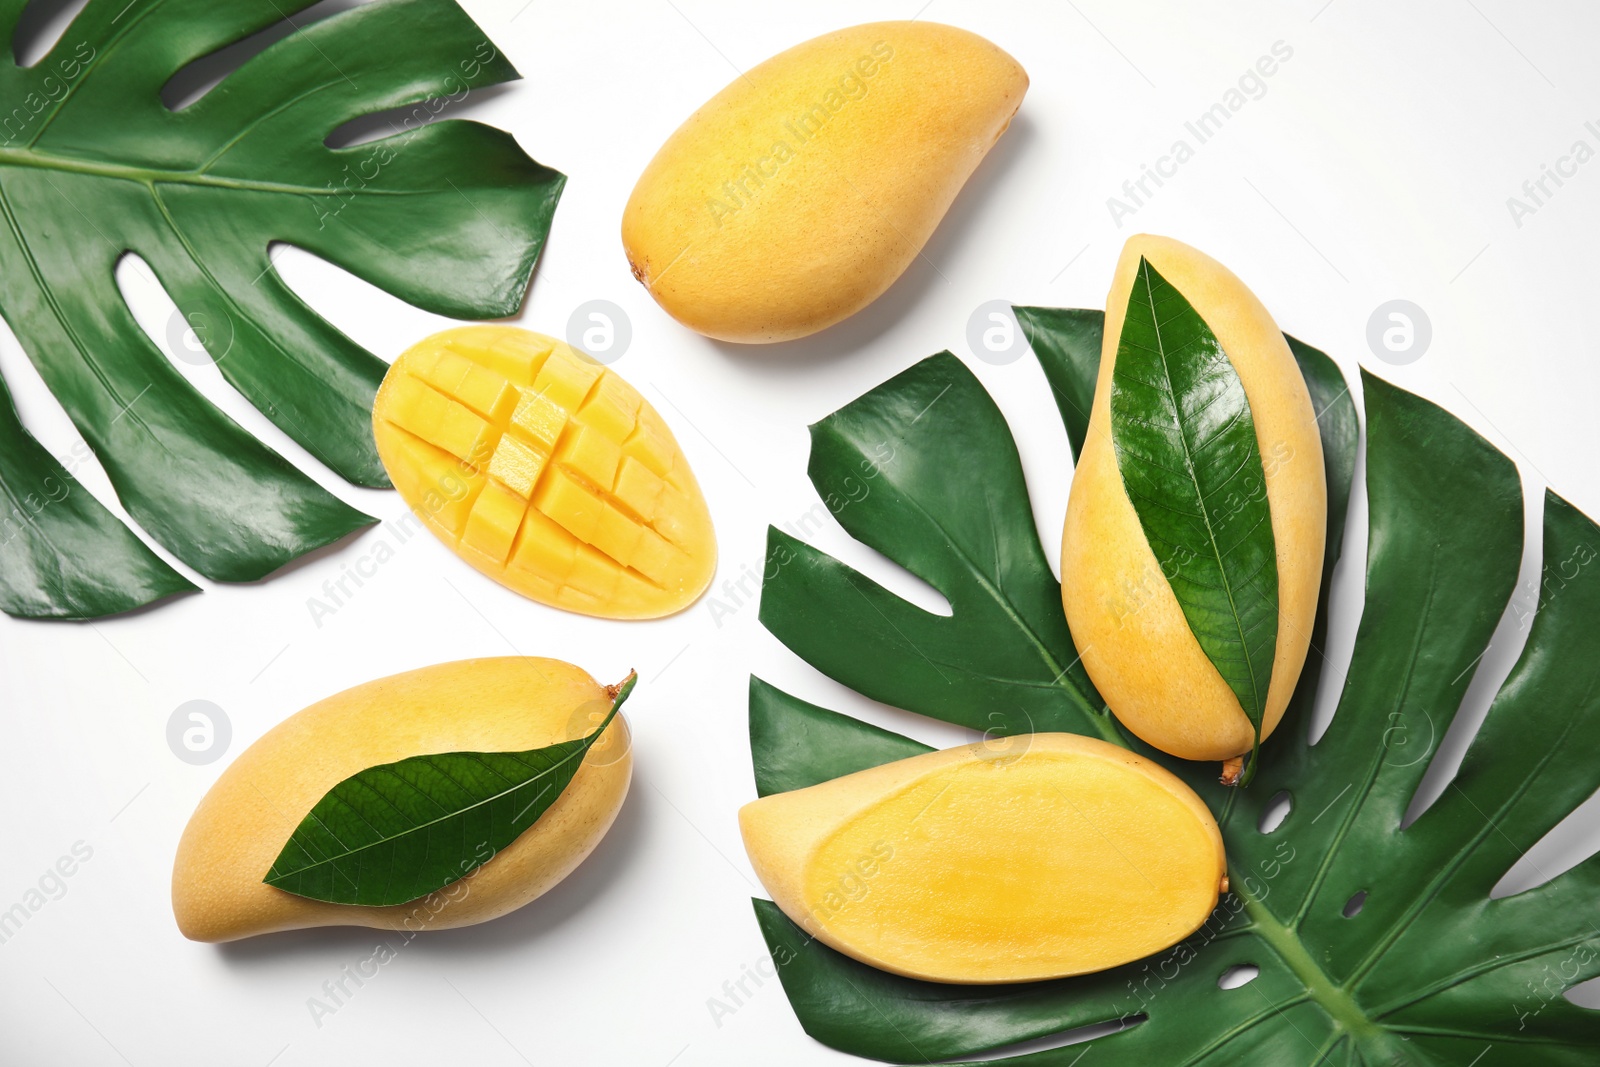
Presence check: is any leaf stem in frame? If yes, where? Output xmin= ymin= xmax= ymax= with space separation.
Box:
xmin=0 ymin=145 xmax=403 ymax=197
xmin=1237 ymin=879 xmax=1392 ymax=1056
xmin=592 ymin=669 xmax=638 ymax=741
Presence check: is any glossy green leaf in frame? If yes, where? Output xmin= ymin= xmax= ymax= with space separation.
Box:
xmin=1111 ymin=258 xmax=1278 ymax=767
xmin=758 ymin=352 xmax=1114 ymax=742
xmin=754 ymin=312 xmax=1600 ymax=1063
xmin=748 ymin=676 xmax=933 ymax=797
xmin=0 ymin=0 xmax=564 ymax=618
xmin=265 ymin=673 xmax=633 ymax=906
xmin=0 ymin=373 xmax=197 ymax=618
xmin=1014 ymin=305 xmax=1103 ymax=458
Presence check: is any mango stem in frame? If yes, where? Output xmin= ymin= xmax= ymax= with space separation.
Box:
xmin=1219 ymin=755 xmax=1245 ymax=786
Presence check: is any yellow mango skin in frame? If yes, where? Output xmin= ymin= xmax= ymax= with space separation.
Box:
xmin=1063 ymin=235 xmax=1327 ymax=762
xmin=172 ymin=658 xmax=631 ymax=942
xmin=622 ymin=22 xmax=1027 ymax=343
xmin=372 ymin=326 xmax=716 ymax=619
xmin=739 ymin=734 xmax=1226 ymax=984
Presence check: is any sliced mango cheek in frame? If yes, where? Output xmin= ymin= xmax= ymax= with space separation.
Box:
xmin=804 ymin=753 xmax=1221 ymax=982
xmin=372 ymin=326 xmax=717 ymax=619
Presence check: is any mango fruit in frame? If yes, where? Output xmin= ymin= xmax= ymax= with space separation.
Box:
xmin=1062 ymin=235 xmax=1326 ymax=763
xmin=739 ymin=733 xmax=1226 ymax=983
xmin=372 ymin=326 xmax=715 ymax=619
xmin=622 ymin=21 xmax=1027 ymax=343
xmin=172 ymin=658 xmax=631 ymax=942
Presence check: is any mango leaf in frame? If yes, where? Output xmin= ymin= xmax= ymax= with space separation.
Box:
xmin=751 ymin=313 xmax=1600 ymax=1064
xmin=0 ymin=0 xmax=564 ymax=618
xmin=1110 ymin=258 xmax=1278 ymax=768
xmin=266 ymin=672 xmax=633 ymax=906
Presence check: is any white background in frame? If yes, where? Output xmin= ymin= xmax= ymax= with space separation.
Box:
xmin=3 ymin=0 xmax=1600 ymax=1063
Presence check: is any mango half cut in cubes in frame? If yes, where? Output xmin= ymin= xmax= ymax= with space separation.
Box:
xmin=373 ymin=326 xmax=717 ymax=619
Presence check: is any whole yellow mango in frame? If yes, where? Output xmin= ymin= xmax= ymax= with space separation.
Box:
xmin=740 ymin=734 xmax=1226 ymax=983
xmin=622 ymin=21 xmax=1027 ymax=343
xmin=172 ymin=658 xmax=631 ymax=942
xmin=1062 ymin=235 xmax=1326 ymax=764
xmin=372 ymin=326 xmax=716 ymax=619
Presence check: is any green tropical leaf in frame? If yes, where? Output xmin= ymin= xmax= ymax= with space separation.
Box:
xmin=1014 ymin=305 xmax=1102 ymax=458
xmin=750 ymin=312 xmax=1600 ymax=1063
xmin=265 ymin=672 xmax=634 ymax=906
xmin=0 ymin=0 xmax=564 ymax=618
xmin=0 ymin=378 xmax=198 ymax=617
xmin=1110 ymin=258 xmax=1278 ymax=769
xmin=757 ymin=352 xmax=1112 ymax=742
xmin=748 ymin=676 xmax=933 ymax=798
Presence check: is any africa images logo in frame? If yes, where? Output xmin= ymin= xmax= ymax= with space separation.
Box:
xmin=703 ymin=41 xmax=895 ymax=227
xmin=1106 ymin=40 xmax=1294 ymax=226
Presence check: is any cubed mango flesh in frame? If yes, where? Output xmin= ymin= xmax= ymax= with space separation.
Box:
xmin=373 ymin=326 xmax=717 ymax=618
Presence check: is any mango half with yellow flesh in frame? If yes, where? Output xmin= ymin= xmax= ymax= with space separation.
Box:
xmin=739 ymin=733 xmax=1226 ymax=983
xmin=172 ymin=658 xmax=631 ymax=942
xmin=372 ymin=326 xmax=715 ymax=618
xmin=623 ymin=21 xmax=1027 ymax=343
xmin=1062 ymin=236 xmax=1326 ymax=764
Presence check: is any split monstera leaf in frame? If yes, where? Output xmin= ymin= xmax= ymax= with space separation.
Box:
xmin=0 ymin=0 xmax=562 ymax=618
xmin=750 ymin=288 xmax=1600 ymax=1059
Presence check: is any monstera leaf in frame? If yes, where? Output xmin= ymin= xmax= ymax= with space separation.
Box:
xmin=759 ymin=351 xmax=1111 ymax=742
xmin=0 ymin=0 xmax=563 ymax=618
xmin=750 ymin=311 xmax=1600 ymax=1064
